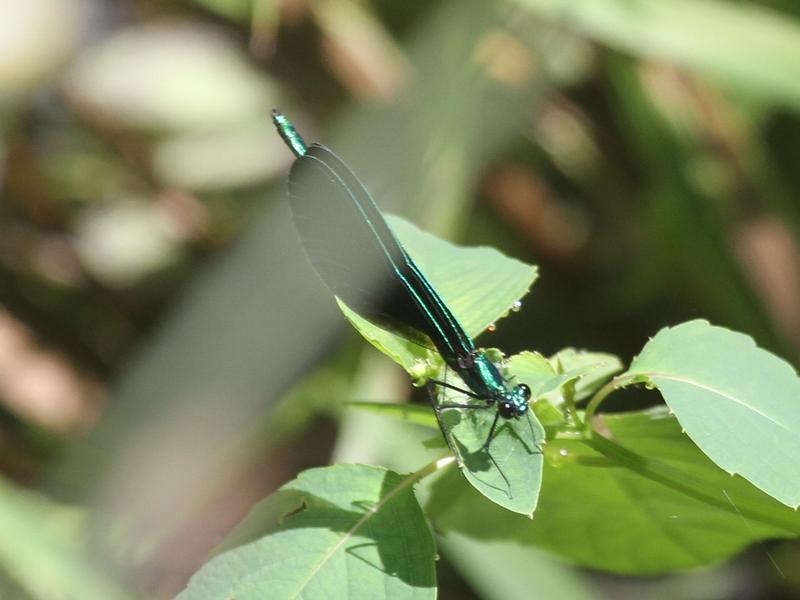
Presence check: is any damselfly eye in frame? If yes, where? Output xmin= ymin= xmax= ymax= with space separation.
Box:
xmin=517 ymin=383 xmax=531 ymax=400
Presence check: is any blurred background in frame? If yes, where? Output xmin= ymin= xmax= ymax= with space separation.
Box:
xmin=2 ymin=0 xmax=800 ymax=598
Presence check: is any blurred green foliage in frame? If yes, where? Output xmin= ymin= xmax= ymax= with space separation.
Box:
xmin=1 ymin=0 xmax=800 ymax=597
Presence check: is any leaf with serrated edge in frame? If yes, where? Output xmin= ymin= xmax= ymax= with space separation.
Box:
xmin=626 ymin=319 xmax=800 ymax=508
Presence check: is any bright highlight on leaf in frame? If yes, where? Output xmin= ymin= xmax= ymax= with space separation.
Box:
xmin=625 ymin=319 xmax=800 ymax=509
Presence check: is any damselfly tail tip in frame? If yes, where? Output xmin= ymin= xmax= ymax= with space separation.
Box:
xmin=271 ymin=109 xmax=308 ymax=158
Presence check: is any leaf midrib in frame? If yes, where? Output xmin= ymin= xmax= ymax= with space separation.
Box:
xmin=640 ymin=371 xmax=796 ymax=436
xmin=288 ymin=471 xmax=419 ymax=598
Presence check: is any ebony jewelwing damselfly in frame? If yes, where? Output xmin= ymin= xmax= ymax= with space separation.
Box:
xmin=273 ymin=110 xmax=538 ymax=497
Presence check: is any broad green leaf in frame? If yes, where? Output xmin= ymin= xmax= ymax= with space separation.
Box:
xmin=430 ymin=367 xmax=545 ymax=517
xmin=549 ymin=348 xmax=624 ymax=401
xmin=343 ymin=215 xmax=538 ymax=374
xmin=389 ymin=216 xmax=538 ymax=337
xmin=626 ymin=319 xmax=800 ymax=508
xmin=340 ymin=302 xmax=438 ymax=378
xmin=180 ymin=465 xmax=436 ymax=600
xmin=513 ymin=0 xmax=800 ymax=111
xmin=349 ymin=353 xmax=547 ymax=515
xmin=427 ymin=408 xmax=800 ymax=575
xmin=0 ymin=476 xmax=130 ymax=600
xmin=348 ymin=358 xmax=547 ymax=515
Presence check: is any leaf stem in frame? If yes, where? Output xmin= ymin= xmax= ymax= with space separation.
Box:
xmin=561 ymin=382 xmax=584 ymax=429
xmin=582 ymin=374 xmax=636 ymax=436
xmin=412 ymin=455 xmax=456 ymax=483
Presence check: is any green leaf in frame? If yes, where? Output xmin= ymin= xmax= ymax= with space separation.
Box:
xmin=508 ymin=352 xmax=557 ymax=393
xmin=349 ymin=354 xmax=547 ymax=516
xmin=343 ymin=216 xmax=538 ymax=374
xmin=389 ymin=217 xmax=538 ymax=337
xmin=340 ymin=302 xmax=438 ymax=378
xmin=427 ymin=408 xmax=800 ymax=575
xmin=347 ymin=395 xmax=546 ymax=516
xmin=548 ymin=348 xmax=624 ymax=401
xmin=513 ymin=0 xmax=800 ymax=111
xmin=179 ymin=465 xmax=436 ymax=600
xmin=433 ymin=371 xmax=545 ymax=517
xmin=508 ymin=353 xmax=569 ymax=429
xmin=626 ymin=319 xmax=800 ymax=508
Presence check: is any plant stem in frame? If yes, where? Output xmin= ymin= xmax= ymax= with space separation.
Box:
xmin=413 ymin=455 xmax=456 ymax=484
xmin=561 ymin=381 xmax=584 ymax=429
xmin=582 ymin=374 xmax=636 ymax=436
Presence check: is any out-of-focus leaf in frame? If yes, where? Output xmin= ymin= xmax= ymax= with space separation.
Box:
xmin=73 ymin=200 xmax=182 ymax=288
xmin=179 ymin=465 xmax=436 ymax=600
xmin=64 ymin=22 xmax=278 ymax=131
xmin=0 ymin=0 xmax=85 ymax=102
xmin=440 ymin=532 xmax=598 ymax=600
xmin=626 ymin=319 xmax=800 ymax=508
xmin=0 ymin=476 xmax=130 ymax=599
xmin=153 ymin=116 xmax=291 ymax=190
xmin=428 ymin=407 xmax=800 ymax=574
xmin=514 ymin=0 xmax=800 ymax=110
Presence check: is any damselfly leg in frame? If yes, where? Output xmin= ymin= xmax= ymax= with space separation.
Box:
xmin=425 ymin=369 xmax=513 ymax=497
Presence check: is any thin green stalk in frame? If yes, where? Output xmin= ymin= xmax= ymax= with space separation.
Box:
xmin=560 ymin=381 xmax=584 ymax=430
xmin=582 ymin=374 xmax=636 ymax=436
xmin=414 ymin=455 xmax=457 ymax=483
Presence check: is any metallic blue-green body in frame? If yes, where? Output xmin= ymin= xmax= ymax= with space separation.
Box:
xmin=272 ymin=110 xmax=530 ymax=421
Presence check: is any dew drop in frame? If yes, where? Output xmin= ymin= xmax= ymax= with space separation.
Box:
xmin=559 ymin=448 xmax=568 ymax=457
xmin=511 ymin=300 xmax=523 ymax=312
xmin=487 ymin=323 xmax=497 ymax=332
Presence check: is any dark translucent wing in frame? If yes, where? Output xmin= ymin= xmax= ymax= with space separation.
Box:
xmin=288 ymin=143 xmax=474 ymax=360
